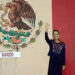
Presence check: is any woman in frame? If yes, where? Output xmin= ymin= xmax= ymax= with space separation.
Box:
xmin=45 ymin=23 xmax=65 ymax=75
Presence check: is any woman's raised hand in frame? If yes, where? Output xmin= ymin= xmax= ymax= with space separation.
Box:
xmin=45 ymin=23 xmax=50 ymax=32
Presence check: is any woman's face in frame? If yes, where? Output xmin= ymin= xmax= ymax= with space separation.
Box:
xmin=53 ymin=31 xmax=59 ymax=40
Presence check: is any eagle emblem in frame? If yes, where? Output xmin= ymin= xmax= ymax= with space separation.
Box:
xmin=0 ymin=0 xmax=43 ymax=52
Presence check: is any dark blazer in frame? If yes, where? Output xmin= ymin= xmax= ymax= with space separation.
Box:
xmin=45 ymin=32 xmax=65 ymax=65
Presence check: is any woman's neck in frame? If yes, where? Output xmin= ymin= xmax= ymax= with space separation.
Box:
xmin=54 ymin=39 xmax=60 ymax=43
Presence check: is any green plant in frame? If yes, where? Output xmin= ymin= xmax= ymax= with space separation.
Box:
xmin=35 ymin=30 xmax=41 ymax=36
xmin=24 ymin=32 xmax=30 ymax=37
xmin=38 ymin=20 xmax=43 ymax=27
xmin=30 ymin=38 xmax=36 ymax=43
xmin=0 ymin=4 xmax=3 ymax=10
xmin=0 ymin=39 xmax=2 ymax=44
xmin=8 ymin=30 xmax=18 ymax=36
xmin=21 ymin=43 xmax=28 ymax=48
xmin=3 ymin=44 xmax=11 ymax=48
xmin=0 ymin=27 xmax=2 ymax=32
xmin=2 ymin=29 xmax=7 ymax=34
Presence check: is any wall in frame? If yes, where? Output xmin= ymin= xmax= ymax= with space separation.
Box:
xmin=52 ymin=0 xmax=75 ymax=75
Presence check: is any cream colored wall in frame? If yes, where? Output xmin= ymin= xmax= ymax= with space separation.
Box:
xmin=0 ymin=0 xmax=52 ymax=75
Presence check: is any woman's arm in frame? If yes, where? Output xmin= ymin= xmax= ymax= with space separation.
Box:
xmin=45 ymin=32 xmax=51 ymax=44
xmin=45 ymin=23 xmax=51 ymax=45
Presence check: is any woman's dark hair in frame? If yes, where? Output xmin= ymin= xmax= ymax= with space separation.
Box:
xmin=53 ymin=30 xmax=59 ymax=34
